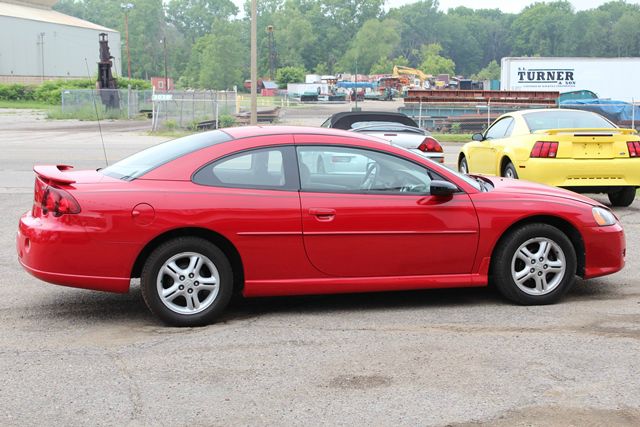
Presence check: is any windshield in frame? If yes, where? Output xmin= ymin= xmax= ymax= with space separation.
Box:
xmin=449 ymin=168 xmax=482 ymax=191
xmin=351 ymin=123 xmax=426 ymax=134
xmin=101 ymin=130 xmax=232 ymax=180
xmin=524 ymin=110 xmax=616 ymax=132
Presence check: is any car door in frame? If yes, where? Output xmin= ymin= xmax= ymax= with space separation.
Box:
xmin=469 ymin=117 xmax=514 ymax=175
xmin=294 ymin=138 xmax=479 ymax=278
xmin=191 ymin=141 xmax=306 ymax=281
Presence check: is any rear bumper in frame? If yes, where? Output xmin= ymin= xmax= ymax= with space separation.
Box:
xmin=582 ymin=223 xmax=625 ymax=279
xmin=17 ymin=211 xmax=131 ymax=293
xmin=517 ymin=158 xmax=640 ymax=188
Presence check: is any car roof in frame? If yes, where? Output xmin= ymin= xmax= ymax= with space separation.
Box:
xmin=222 ymin=125 xmax=387 ymax=144
xmin=324 ymin=111 xmax=418 ymax=130
xmin=507 ymin=108 xmax=600 ymax=118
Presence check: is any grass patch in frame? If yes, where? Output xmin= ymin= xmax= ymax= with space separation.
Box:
xmin=149 ymin=129 xmax=196 ymax=138
xmin=0 ymin=100 xmax=52 ymax=109
xmin=432 ymin=133 xmax=472 ymax=143
xmin=47 ymin=105 xmax=130 ymax=121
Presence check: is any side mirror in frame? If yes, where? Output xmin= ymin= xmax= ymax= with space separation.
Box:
xmin=430 ymin=180 xmax=459 ymax=197
xmin=472 ymin=133 xmax=484 ymax=141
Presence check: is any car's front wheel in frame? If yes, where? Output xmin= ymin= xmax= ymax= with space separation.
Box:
xmin=458 ymin=156 xmax=469 ymax=174
xmin=492 ymin=223 xmax=576 ymax=305
xmin=141 ymin=237 xmax=233 ymax=326
xmin=608 ymin=187 xmax=636 ymax=207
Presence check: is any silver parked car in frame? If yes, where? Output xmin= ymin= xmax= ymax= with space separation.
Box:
xmin=321 ymin=111 xmax=444 ymax=164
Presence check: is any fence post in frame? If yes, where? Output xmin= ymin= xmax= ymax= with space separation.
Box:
xmin=127 ymin=85 xmax=132 ymax=119
xmin=487 ymin=99 xmax=491 ymax=128
xmin=418 ymin=100 xmax=422 ymax=128
xmin=215 ymin=93 xmax=219 ymax=129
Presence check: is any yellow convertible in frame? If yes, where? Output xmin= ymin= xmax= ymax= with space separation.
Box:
xmin=458 ymin=109 xmax=640 ymax=206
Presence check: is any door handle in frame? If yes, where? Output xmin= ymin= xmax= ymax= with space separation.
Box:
xmin=309 ymin=208 xmax=336 ymax=221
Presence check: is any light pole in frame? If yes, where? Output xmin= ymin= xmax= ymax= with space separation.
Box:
xmin=38 ymin=32 xmax=45 ymax=82
xmin=250 ymin=0 xmax=257 ymax=125
xmin=121 ymin=3 xmax=133 ymax=79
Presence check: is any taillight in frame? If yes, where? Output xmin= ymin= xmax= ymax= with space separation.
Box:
xmin=38 ymin=183 xmax=80 ymax=216
xmin=34 ymin=177 xmax=46 ymax=205
xmin=418 ymin=137 xmax=443 ymax=153
xmin=628 ymin=141 xmax=640 ymax=157
xmin=530 ymin=141 xmax=558 ymax=158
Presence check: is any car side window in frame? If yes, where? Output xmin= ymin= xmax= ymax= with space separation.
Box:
xmin=485 ymin=117 xmax=514 ymax=140
xmin=297 ymin=146 xmax=443 ymax=195
xmin=193 ymin=146 xmax=297 ymax=190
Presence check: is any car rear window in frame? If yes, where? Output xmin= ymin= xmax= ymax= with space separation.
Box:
xmin=524 ymin=110 xmax=616 ymax=132
xmin=100 ymin=130 xmax=232 ymax=180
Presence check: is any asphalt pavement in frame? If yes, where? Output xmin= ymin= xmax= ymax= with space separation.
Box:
xmin=1 ymin=106 xmax=639 ymax=426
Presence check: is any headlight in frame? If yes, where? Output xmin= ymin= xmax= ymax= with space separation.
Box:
xmin=592 ymin=207 xmax=617 ymax=226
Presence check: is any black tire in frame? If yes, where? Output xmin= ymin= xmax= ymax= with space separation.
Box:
xmin=492 ymin=223 xmax=576 ymax=305
xmin=502 ymin=161 xmax=518 ymax=179
xmin=141 ymin=237 xmax=233 ymax=327
xmin=458 ymin=156 xmax=469 ymax=174
xmin=607 ymin=187 xmax=636 ymax=207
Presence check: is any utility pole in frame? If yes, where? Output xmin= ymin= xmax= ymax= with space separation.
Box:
xmin=121 ymin=3 xmax=134 ymax=79
xmin=250 ymin=0 xmax=257 ymax=125
xmin=161 ymin=36 xmax=168 ymax=92
xmin=266 ymin=25 xmax=276 ymax=81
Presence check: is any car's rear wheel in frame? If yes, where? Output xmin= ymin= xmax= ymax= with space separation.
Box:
xmin=141 ymin=237 xmax=233 ymax=327
xmin=607 ymin=187 xmax=636 ymax=207
xmin=458 ymin=156 xmax=469 ymax=174
xmin=492 ymin=223 xmax=576 ymax=305
xmin=502 ymin=161 xmax=518 ymax=179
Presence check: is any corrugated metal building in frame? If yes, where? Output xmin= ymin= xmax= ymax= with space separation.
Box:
xmin=0 ymin=0 xmax=120 ymax=84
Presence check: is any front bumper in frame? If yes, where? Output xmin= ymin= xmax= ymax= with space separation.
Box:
xmin=582 ymin=222 xmax=625 ymax=279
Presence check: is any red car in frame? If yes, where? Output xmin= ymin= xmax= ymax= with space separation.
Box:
xmin=17 ymin=126 xmax=625 ymax=326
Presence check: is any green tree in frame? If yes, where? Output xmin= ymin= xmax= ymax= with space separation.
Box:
xmin=385 ymin=0 xmax=441 ymax=66
xmin=419 ymin=43 xmax=455 ymax=75
xmin=472 ymin=60 xmax=500 ymax=81
xmin=276 ymin=66 xmax=306 ymax=86
xmin=338 ymin=19 xmax=401 ymax=74
xmin=183 ymin=20 xmax=246 ymax=89
xmin=271 ymin=6 xmax=317 ymax=69
xmin=511 ymin=1 xmax=574 ymax=56
xmin=167 ymin=0 xmax=238 ymax=41
xmin=370 ymin=56 xmax=409 ymax=75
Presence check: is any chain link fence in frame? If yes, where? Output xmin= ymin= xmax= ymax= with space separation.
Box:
xmin=61 ymin=89 xmax=240 ymax=130
xmin=151 ymin=90 xmax=238 ymax=131
xmin=400 ymin=100 xmax=639 ymax=133
xmin=61 ymin=89 xmax=153 ymax=120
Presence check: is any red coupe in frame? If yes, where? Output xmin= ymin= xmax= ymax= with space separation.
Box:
xmin=17 ymin=126 xmax=625 ymax=326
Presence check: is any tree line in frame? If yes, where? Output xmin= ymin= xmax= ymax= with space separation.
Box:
xmin=53 ymin=0 xmax=640 ymax=89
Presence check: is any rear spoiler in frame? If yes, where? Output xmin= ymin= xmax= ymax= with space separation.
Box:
xmin=33 ymin=165 xmax=76 ymax=185
xmin=535 ymin=128 xmax=638 ymax=136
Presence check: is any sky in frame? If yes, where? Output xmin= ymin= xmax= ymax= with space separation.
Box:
xmin=386 ymin=0 xmax=640 ymax=13
xmin=232 ymin=0 xmax=640 ymax=17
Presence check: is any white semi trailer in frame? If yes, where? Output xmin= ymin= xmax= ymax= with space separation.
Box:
xmin=500 ymin=57 xmax=640 ymax=102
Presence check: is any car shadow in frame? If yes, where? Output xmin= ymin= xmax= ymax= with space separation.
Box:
xmin=31 ymin=279 xmax=626 ymax=327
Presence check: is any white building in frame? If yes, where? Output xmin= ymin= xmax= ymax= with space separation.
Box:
xmin=0 ymin=0 xmax=120 ymax=84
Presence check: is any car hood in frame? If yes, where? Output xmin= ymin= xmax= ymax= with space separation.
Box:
xmin=481 ymin=176 xmax=603 ymax=207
